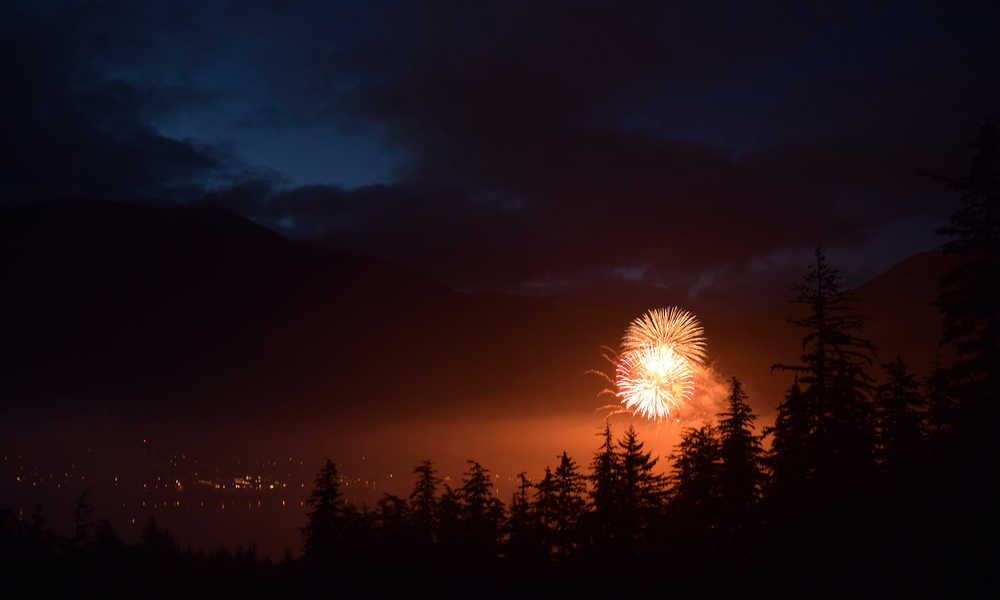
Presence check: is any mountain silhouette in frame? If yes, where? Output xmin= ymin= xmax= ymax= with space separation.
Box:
xmin=2 ymin=202 xmax=950 ymax=434
xmin=1 ymin=201 xmax=455 ymax=423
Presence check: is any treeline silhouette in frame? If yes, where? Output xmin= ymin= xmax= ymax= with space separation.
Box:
xmin=0 ymin=495 xmax=292 ymax=597
xmin=2 ymin=123 xmax=998 ymax=596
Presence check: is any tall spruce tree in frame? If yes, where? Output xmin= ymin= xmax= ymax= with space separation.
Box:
xmin=874 ymin=356 xmax=926 ymax=474
xmin=140 ymin=516 xmax=177 ymax=557
xmin=586 ymin=423 xmax=620 ymax=547
xmin=669 ymin=425 xmax=720 ymax=534
xmin=72 ymin=489 xmax=96 ymax=548
xmin=871 ymin=356 xmax=929 ymax=562
xmin=458 ymin=461 xmax=505 ymax=555
xmin=772 ymin=247 xmax=877 ymax=484
xmin=618 ymin=426 xmax=667 ymax=545
xmin=301 ymin=459 xmax=347 ymax=561
xmin=767 ymin=380 xmax=812 ymax=495
xmin=435 ymin=484 xmax=463 ymax=550
xmin=936 ymin=121 xmax=1000 ymax=435
xmin=716 ymin=378 xmax=765 ymax=538
xmin=925 ymin=355 xmax=958 ymax=441
xmin=506 ymin=472 xmax=542 ymax=561
xmin=94 ymin=518 xmax=125 ymax=559
xmin=550 ymin=451 xmax=586 ymax=557
xmin=373 ymin=493 xmax=411 ymax=552
xmin=931 ymin=123 xmax=1000 ymax=568
xmin=533 ymin=466 xmax=558 ymax=556
xmin=409 ymin=460 xmax=440 ymax=543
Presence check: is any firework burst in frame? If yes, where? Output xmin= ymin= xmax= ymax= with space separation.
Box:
xmin=622 ymin=306 xmax=706 ymax=366
xmin=615 ymin=344 xmax=695 ymax=421
xmin=590 ymin=306 xmax=707 ymax=423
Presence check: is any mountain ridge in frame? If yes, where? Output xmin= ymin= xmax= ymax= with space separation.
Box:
xmin=2 ymin=201 xmax=951 ymax=431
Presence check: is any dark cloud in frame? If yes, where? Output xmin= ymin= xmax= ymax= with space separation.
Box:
xmin=200 ymin=0 xmax=985 ymax=297
xmin=0 ymin=2 xmax=255 ymax=203
xmin=6 ymin=0 xmax=1000 ymax=302
xmin=205 ymin=133 xmax=943 ymax=303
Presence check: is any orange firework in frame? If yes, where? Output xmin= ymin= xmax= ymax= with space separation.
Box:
xmin=615 ymin=344 xmax=695 ymax=421
xmin=588 ymin=306 xmax=707 ymax=423
xmin=586 ymin=306 xmax=706 ymax=422
xmin=622 ymin=306 xmax=706 ymax=366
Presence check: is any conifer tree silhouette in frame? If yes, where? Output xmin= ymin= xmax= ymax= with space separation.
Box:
xmin=874 ymin=356 xmax=926 ymax=474
xmin=925 ymin=355 xmax=959 ymax=444
xmin=767 ymin=380 xmax=812 ymax=496
xmin=374 ymin=494 xmax=409 ymax=529
xmin=669 ymin=425 xmax=720 ymax=535
xmin=27 ymin=504 xmax=48 ymax=556
xmin=435 ymin=483 xmax=463 ymax=550
xmin=301 ymin=458 xmax=347 ymax=562
xmin=458 ymin=461 xmax=505 ymax=556
xmin=72 ymin=488 xmax=96 ymax=548
xmin=373 ymin=493 xmax=411 ymax=556
xmin=585 ymin=423 xmax=620 ymax=550
xmin=509 ymin=472 xmax=533 ymax=525
xmin=550 ymin=451 xmax=586 ymax=557
xmin=772 ymin=247 xmax=877 ymax=486
xmin=617 ymin=426 xmax=667 ymax=548
xmin=140 ymin=516 xmax=176 ymax=557
xmin=506 ymin=472 xmax=542 ymax=561
xmin=930 ymin=121 xmax=1000 ymax=578
xmin=533 ymin=465 xmax=557 ymax=556
xmin=869 ymin=356 xmax=929 ymax=568
xmin=94 ymin=519 xmax=124 ymax=560
xmin=936 ymin=121 xmax=1000 ymax=439
xmin=716 ymin=378 xmax=765 ymax=541
xmin=409 ymin=459 xmax=440 ymax=544
xmin=766 ymin=248 xmax=885 ymax=576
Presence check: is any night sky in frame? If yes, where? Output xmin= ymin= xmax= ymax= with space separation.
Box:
xmin=6 ymin=1 xmax=998 ymax=302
